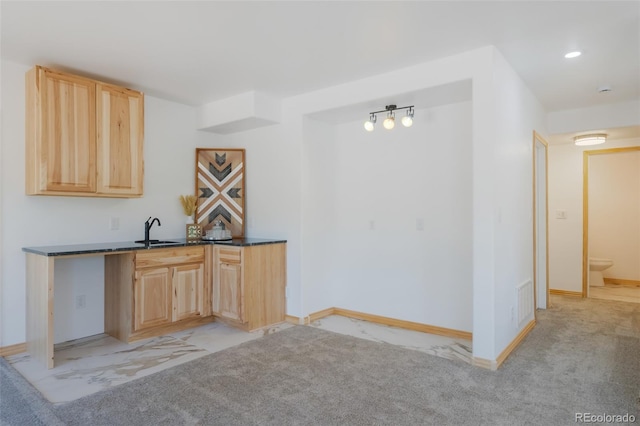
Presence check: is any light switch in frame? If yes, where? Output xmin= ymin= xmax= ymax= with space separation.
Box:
xmin=556 ymin=210 xmax=567 ymax=219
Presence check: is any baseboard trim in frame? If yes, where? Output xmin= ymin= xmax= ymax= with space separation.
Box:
xmin=496 ymin=319 xmax=536 ymax=368
xmin=285 ymin=315 xmax=303 ymax=325
xmin=128 ymin=316 xmax=216 ymax=342
xmin=472 ymin=319 xmax=536 ymax=371
xmin=604 ymin=277 xmax=640 ymax=286
xmin=308 ymin=308 xmax=336 ymax=323
xmin=304 ymin=307 xmax=472 ymax=340
xmin=550 ymin=289 xmax=583 ymax=297
xmin=334 ymin=308 xmax=473 ymax=340
xmin=471 ymin=357 xmax=497 ymax=370
xmin=0 ymin=342 xmax=27 ymax=357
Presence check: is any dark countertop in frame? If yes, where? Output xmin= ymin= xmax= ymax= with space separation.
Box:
xmin=22 ymin=237 xmax=287 ymax=257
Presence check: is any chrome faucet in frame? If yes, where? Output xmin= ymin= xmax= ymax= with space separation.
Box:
xmin=144 ymin=217 xmax=161 ymax=245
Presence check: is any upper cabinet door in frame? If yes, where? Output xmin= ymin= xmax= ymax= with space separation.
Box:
xmin=25 ymin=65 xmax=144 ymax=198
xmin=96 ymin=84 xmax=144 ymax=196
xmin=29 ymin=67 xmax=96 ymax=193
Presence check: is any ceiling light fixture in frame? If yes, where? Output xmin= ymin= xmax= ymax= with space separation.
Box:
xmin=364 ymin=104 xmax=414 ymax=131
xmin=383 ymin=110 xmax=395 ymax=130
xmin=364 ymin=113 xmax=376 ymax=132
xmin=564 ymin=51 xmax=582 ymax=59
xmin=401 ymin=108 xmax=414 ymax=127
xmin=574 ymin=134 xmax=606 ymax=146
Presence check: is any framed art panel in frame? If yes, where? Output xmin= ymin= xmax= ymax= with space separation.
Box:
xmin=195 ymin=148 xmax=245 ymax=237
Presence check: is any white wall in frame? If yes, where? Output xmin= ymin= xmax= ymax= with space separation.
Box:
xmin=589 ymin=150 xmax=640 ymax=281
xmin=301 ymin=117 xmax=337 ymax=315
xmin=0 ymin=60 xmax=215 ymax=345
xmin=202 ymin=117 xmax=304 ymax=318
xmin=490 ymin=50 xmax=546 ymax=357
xmin=547 ymin=100 xmax=640 ymax=135
xmin=305 ymin=103 xmax=473 ymax=331
xmin=548 ymin=139 xmax=640 ymax=292
xmin=201 ymin=46 xmax=545 ymax=362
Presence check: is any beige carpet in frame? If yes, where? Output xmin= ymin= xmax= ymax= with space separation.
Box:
xmin=2 ymin=295 xmax=638 ymax=425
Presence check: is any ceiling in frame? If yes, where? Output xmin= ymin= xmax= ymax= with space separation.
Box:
xmin=1 ymin=1 xmax=639 ymax=126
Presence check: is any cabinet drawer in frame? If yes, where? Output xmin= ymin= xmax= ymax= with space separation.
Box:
xmin=218 ymin=247 xmax=242 ymax=264
xmin=135 ymin=246 xmax=204 ymax=268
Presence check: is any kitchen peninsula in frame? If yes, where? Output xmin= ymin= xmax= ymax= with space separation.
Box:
xmin=23 ymin=238 xmax=286 ymax=369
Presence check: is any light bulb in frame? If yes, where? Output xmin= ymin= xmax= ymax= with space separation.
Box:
xmin=383 ymin=117 xmax=395 ymax=130
xmin=401 ymin=116 xmax=413 ymax=127
xmin=364 ymin=120 xmax=375 ymax=132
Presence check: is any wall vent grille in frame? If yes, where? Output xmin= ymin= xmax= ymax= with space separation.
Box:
xmin=517 ymin=280 xmax=533 ymax=325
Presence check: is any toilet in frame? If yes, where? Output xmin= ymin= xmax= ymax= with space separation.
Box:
xmin=589 ymin=257 xmax=614 ymax=287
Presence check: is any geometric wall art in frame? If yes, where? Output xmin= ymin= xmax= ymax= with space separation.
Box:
xmin=195 ymin=148 xmax=245 ymax=237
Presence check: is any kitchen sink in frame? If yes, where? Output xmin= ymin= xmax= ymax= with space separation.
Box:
xmin=134 ymin=239 xmax=181 ymax=245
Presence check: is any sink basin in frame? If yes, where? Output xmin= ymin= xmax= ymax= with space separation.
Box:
xmin=134 ymin=240 xmax=181 ymax=245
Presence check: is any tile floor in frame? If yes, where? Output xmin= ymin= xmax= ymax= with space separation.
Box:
xmin=589 ymin=283 xmax=640 ymax=303
xmin=6 ymin=317 xmax=472 ymax=404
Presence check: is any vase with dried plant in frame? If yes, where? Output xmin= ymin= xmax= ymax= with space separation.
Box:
xmin=179 ymin=195 xmax=198 ymax=224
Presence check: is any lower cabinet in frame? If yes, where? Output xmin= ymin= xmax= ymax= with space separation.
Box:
xmin=218 ymin=262 xmax=243 ymax=322
xmin=172 ymin=263 xmax=204 ymax=322
xmin=133 ymin=262 xmax=205 ymax=331
xmin=134 ymin=267 xmax=172 ymax=331
xmin=105 ymin=245 xmax=211 ymax=342
xmin=104 ymin=242 xmax=286 ymax=342
xmin=212 ymin=243 xmax=286 ymax=331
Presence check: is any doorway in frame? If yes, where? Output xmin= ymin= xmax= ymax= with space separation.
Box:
xmin=583 ymin=146 xmax=640 ymax=301
xmin=533 ymin=131 xmax=549 ymax=309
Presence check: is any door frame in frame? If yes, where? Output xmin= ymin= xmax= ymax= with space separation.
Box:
xmin=532 ymin=131 xmax=549 ymax=310
xmin=582 ymin=146 xmax=640 ymax=297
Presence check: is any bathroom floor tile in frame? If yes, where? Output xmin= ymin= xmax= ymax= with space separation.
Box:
xmin=590 ymin=284 xmax=640 ymax=304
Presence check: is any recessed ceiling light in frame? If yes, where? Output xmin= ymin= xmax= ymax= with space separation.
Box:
xmin=564 ymin=51 xmax=582 ymax=59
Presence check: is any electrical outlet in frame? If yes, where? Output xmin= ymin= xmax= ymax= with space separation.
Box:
xmin=76 ymin=295 xmax=86 ymax=309
xmin=109 ymin=217 xmax=120 ymax=230
xmin=369 ymin=220 xmax=375 ymax=230
xmin=416 ymin=218 xmax=424 ymax=231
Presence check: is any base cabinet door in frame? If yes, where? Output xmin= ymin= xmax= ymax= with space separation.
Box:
xmin=218 ymin=262 xmax=243 ymax=322
xmin=172 ymin=263 xmax=204 ymax=322
xmin=134 ymin=267 xmax=172 ymax=331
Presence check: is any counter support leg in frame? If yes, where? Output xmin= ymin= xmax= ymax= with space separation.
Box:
xmin=26 ymin=253 xmax=54 ymax=369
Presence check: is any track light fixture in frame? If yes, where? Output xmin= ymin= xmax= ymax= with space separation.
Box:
xmin=364 ymin=104 xmax=414 ymax=132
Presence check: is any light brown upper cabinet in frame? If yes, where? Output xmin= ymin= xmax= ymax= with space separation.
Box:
xmin=26 ymin=65 xmax=144 ymax=197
